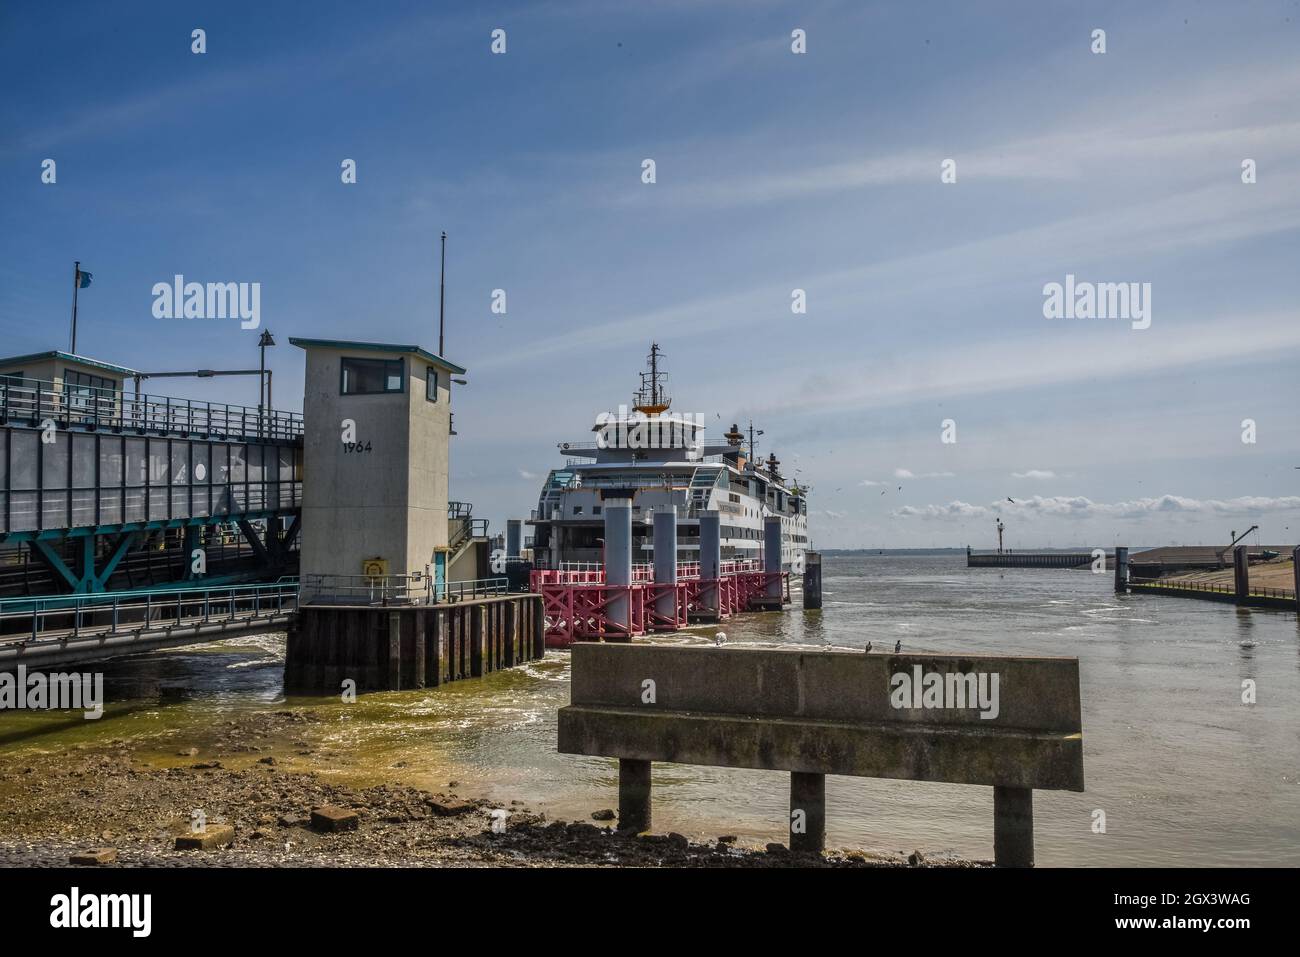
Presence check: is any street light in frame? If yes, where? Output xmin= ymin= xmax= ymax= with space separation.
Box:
xmin=258 ymin=330 xmax=276 ymax=434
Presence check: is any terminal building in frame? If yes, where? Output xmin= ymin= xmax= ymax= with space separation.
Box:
xmin=290 ymin=338 xmax=481 ymax=597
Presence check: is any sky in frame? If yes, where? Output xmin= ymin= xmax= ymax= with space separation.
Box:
xmin=2 ymin=0 xmax=1298 ymax=550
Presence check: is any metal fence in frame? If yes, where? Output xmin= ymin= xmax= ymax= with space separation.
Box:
xmin=299 ymin=572 xmax=508 ymax=606
xmin=1130 ymin=578 xmax=1296 ymax=600
xmin=0 ymin=579 xmax=299 ymax=641
xmin=0 ymin=375 xmax=303 ymax=441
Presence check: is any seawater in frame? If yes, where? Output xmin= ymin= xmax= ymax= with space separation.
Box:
xmin=2 ymin=554 xmax=1297 ymax=866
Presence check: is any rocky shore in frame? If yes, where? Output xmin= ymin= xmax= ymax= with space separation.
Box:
xmin=0 ymin=709 xmax=981 ymax=868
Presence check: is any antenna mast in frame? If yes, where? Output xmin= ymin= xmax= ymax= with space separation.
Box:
xmin=438 ymin=231 xmax=446 ymax=356
xmin=632 ymin=342 xmax=671 ymax=415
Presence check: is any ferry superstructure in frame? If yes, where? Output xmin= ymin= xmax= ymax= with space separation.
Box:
xmin=527 ymin=345 xmax=809 ymax=570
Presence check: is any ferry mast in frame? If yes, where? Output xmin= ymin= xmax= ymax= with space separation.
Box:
xmin=633 ymin=342 xmax=671 ymax=415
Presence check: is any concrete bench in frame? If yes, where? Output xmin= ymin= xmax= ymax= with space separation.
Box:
xmin=557 ymin=643 xmax=1084 ymax=866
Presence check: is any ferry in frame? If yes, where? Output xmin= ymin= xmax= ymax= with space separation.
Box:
xmin=527 ymin=344 xmax=809 ymax=570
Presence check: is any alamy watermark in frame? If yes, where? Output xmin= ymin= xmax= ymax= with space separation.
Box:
xmin=1043 ymin=273 xmax=1150 ymax=330
xmin=889 ymin=665 xmax=1000 ymax=719
xmin=0 ymin=665 xmax=104 ymax=719
xmin=152 ymin=274 xmax=261 ymax=329
xmin=594 ymin=407 xmax=706 ymax=458
xmin=50 ymin=887 xmax=150 ymax=937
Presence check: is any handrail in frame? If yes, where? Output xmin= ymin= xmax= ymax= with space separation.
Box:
xmin=300 ymin=572 xmax=507 ymax=606
xmin=0 ymin=578 xmax=300 ymax=617
xmin=449 ymin=517 xmax=489 ymax=553
xmin=0 ymin=374 xmax=303 ymax=441
xmin=0 ymin=580 xmax=300 ymax=642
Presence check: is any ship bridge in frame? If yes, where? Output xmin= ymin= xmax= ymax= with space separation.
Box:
xmin=0 ymin=365 xmax=302 ymax=595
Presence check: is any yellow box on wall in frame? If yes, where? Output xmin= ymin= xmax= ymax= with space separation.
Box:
xmin=361 ymin=557 xmax=389 ymax=579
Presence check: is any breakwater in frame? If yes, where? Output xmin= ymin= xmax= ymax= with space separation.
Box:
xmin=966 ymin=549 xmax=1110 ymax=569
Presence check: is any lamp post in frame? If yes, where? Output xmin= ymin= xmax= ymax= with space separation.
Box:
xmin=258 ymin=330 xmax=276 ymax=436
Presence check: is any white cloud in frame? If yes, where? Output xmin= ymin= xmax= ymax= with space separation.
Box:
xmin=519 ymin=469 xmax=538 ymax=480
xmin=1012 ymin=470 xmax=1056 ymax=479
xmin=893 ymin=468 xmax=953 ymax=480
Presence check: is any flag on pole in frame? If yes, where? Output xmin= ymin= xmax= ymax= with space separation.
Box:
xmin=76 ymin=268 xmax=92 ymax=288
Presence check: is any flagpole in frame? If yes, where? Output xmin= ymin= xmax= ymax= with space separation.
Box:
xmin=71 ymin=261 xmax=80 ymax=353
xmin=438 ymin=231 xmax=446 ymax=356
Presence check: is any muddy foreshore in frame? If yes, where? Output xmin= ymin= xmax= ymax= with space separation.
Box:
xmin=0 ymin=708 xmax=984 ymax=868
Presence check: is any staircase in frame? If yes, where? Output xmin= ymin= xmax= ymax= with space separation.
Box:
xmin=447 ymin=501 xmax=491 ymax=581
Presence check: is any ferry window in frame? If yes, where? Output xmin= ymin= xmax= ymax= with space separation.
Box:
xmin=593 ymin=506 xmax=602 ymax=515
xmin=573 ymin=505 xmax=583 ymax=515
xmin=341 ymin=357 xmax=404 ymax=395
xmin=425 ymin=367 xmax=438 ymax=402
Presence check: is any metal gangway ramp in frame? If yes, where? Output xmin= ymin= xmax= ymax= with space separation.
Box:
xmin=0 ymin=374 xmax=304 ymax=594
xmin=0 ymin=581 xmax=299 ymax=670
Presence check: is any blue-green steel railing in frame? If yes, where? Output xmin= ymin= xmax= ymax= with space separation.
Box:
xmin=0 ymin=579 xmax=300 ymax=642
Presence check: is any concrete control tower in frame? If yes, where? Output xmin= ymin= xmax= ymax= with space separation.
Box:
xmin=290 ymin=338 xmax=466 ymax=590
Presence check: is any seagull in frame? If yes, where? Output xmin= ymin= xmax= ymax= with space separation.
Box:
xmin=865 ymin=642 xmax=872 ymax=653
xmin=714 ymin=631 xmax=727 ymax=646
xmin=894 ymin=640 xmax=902 ymax=653
xmin=1007 ymin=497 xmax=1016 ymax=504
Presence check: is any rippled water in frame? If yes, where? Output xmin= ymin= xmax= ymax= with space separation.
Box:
xmin=3 ymin=554 xmax=1298 ymax=865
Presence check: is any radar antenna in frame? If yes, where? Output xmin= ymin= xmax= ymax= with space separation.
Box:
xmin=632 ymin=342 xmax=672 ymax=415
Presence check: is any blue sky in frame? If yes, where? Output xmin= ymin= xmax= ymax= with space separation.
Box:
xmin=2 ymin=0 xmax=1298 ymax=549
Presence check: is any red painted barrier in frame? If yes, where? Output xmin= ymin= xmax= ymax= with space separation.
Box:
xmin=533 ymin=566 xmax=788 ymax=648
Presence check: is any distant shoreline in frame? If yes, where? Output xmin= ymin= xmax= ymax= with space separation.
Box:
xmin=821 ymin=547 xmax=1156 ymax=556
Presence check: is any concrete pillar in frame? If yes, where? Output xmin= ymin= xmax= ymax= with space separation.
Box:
xmin=506 ymin=519 xmax=522 ymax=558
xmin=1233 ymin=545 xmax=1249 ymax=604
xmin=789 ymin=771 xmax=825 ymax=853
xmin=803 ymin=551 xmax=822 ymax=609
xmin=699 ymin=510 xmax=721 ymax=617
xmin=604 ymin=500 xmax=633 ymax=634
xmin=993 ymin=786 xmax=1034 ymax=867
xmin=1294 ymin=545 xmax=1299 ymax=612
xmin=653 ymin=506 xmax=678 ymax=623
xmin=617 ymin=758 xmax=651 ymax=833
xmin=1113 ymin=546 xmax=1128 ymax=593
xmin=764 ymin=516 xmax=783 ymax=599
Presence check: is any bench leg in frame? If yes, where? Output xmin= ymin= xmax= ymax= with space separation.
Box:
xmin=993 ymin=786 xmax=1034 ymax=868
xmin=618 ymin=759 xmax=652 ymax=833
xmin=789 ymin=771 xmax=826 ymax=853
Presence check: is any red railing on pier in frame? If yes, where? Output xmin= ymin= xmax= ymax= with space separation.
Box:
xmin=532 ymin=561 xmax=788 ymax=648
